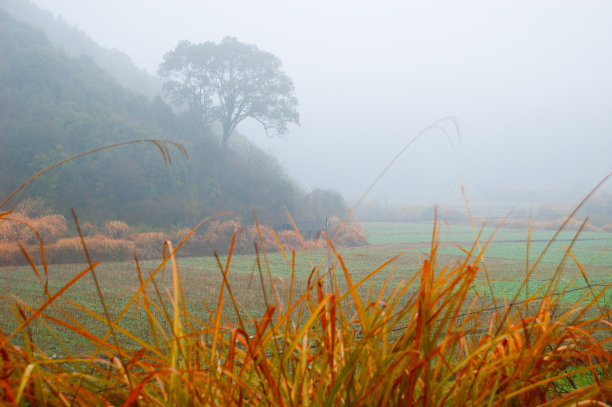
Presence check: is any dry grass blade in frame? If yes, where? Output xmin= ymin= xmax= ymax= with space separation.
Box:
xmin=332 ymin=117 xmax=461 ymax=245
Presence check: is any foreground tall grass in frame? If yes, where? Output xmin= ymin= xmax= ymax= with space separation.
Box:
xmin=1 ymin=217 xmax=611 ymax=405
xmin=1 ymin=140 xmax=611 ymax=405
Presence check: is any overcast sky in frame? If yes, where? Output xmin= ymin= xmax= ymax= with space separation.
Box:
xmin=26 ymin=0 xmax=612 ymax=207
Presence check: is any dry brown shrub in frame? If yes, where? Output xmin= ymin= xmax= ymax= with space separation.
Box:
xmin=170 ymin=227 xmax=191 ymax=243
xmin=168 ymin=227 xmax=206 ymax=256
xmin=0 ymin=212 xmax=67 ymax=245
xmin=545 ymin=217 xmax=601 ymax=232
xmin=275 ymin=229 xmax=316 ymax=251
xmin=0 ymin=234 xmax=137 ymax=266
xmin=28 ymin=214 xmax=68 ymax=244
xmin=133 ymin=232 xmax=168 ymax=259
xmin=335 ymin=225 xmax=368 ymax=246
xmin=0 ymin=213 xmax=26 ymax=243
xmin=198 ymin=221 xmax=282 ymax=254
xmin=45 ymin=237 xmax=83 ymax=264
xmin=47 ymin=235 xmax=134 ymax=263
xmin=248 ymin=224 xmax=277 ymax=249
xmin=0 ymin=242 xmax=28 ymax=265
xmin=328 ymin=216 xmax=368 ymax=247
xmin=231 ymin=224 xmax=279 ymax=253
xmin=233 ymin=224 xmax=258 ymax=253
xmin=202 ymin=220 xmax=242 ymax=253
xmin=104 ymin=220 xmax=130 ymax=239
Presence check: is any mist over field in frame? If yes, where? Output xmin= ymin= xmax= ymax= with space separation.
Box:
xmin=1 ymin=0 xmax=610 ymax=213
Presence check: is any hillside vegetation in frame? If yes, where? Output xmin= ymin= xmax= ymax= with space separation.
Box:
xmin=1 ymin=0 xmax=161 ymax=98
xmin=0 ymin=8 xmax=346 ymax=232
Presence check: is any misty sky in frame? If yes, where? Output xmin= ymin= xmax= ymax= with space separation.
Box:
xmin=27 ymin=0 xmax=612 ymax=206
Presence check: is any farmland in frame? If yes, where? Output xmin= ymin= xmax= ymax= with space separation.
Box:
xmin=2 ymin=219 xmax=611 ymax=404
xmin=362 ymin=221 xmax=612 ymax=287
xmin=1 ymin=220 xmax=610 ymax=356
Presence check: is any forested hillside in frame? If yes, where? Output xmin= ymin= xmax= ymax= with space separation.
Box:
xmin=1 ymin=0 xmax=160 ymax=98
xmin=0 ymin=8 xmax=347 ymax=229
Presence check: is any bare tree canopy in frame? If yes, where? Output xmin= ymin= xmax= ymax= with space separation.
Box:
xmin=158 ymin=37 xmax=299 ymax=146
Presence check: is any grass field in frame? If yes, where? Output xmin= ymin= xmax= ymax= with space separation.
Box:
xmin=2 ymin=220 xmax=611 ymax=355
xmin=362 ymin=221 xmax=612 ymax=313
xmin=2 ymin=218 xmax=611 ymax=404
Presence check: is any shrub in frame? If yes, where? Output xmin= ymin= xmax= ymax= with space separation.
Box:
xmin=0 ymin=213 xmax=26 ymax=243
xmin=0 ymin=212 xmax=67 ymax=245
xmin=232 ymin=224 xmax=258 ymax=253
xmin=27 ymin=214 xmax=68 ymax=244
xmin=248 ymin=224 xmax=278 ymax=250
xmin=0 ymin=234 xmax=136 ymax=266
xmin=199 ymin=221 xmax=288 ymax=254
xmin=169 ymin=227 xmax=207 ymax=257
xmin=276 ymin=229 xmax=317 ymax=251
xmin=0 ymin=242 xmax=28 ymax=265
xmin=202 ymin=219 xmax=242 ymax=254
xmin=47 ymin=235 xmax=135 ymax=263
xmin=327 ymin=216 xmax=368 ymax=246
xmin=133 ymin=231 xmax=168 ymax=259
xmin=104 ymin=220 xmax=130 ymax=239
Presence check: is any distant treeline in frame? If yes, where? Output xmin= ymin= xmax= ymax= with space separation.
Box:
xmin=357 ymin=199 xmax=612 ymax=231
xmin=356 ymin=203 xmax=468 ymax=223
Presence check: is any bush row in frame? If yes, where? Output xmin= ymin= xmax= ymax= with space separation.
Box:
xmin=0 ymin=210 xmax=368 ymax=266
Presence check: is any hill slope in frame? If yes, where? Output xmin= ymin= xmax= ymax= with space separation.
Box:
xmin=0 ymin=9 xmax=347 ymax=229
xmin=1 ymin=0 xmax=161 ymax=99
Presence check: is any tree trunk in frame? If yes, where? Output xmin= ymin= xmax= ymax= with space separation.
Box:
xmin=221 ymin=135 xmax=229 ymax=147
xmin=221 ymin=124 xmax=231 ymax=147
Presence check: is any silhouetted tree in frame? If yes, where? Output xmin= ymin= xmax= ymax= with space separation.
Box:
xmin=158 ymin=37 xmax=299 ymax=146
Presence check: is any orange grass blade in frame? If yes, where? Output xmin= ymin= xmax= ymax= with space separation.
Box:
xmin=327 ymin=236 xmax=368 ymax=334
xmin=281 ymin=294 xmax=332 ymax=366
xmin=210 ymin=230 xmax=237 ymax=365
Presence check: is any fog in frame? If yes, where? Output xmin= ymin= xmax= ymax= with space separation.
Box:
xmin=27 ymin=0 xmax=612 ymax=207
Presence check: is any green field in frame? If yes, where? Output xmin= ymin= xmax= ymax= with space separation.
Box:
xmin=362 ymin=221 xmax=612 ymax=301
xmin=1 ymin=221 xmax=611 ymax=355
